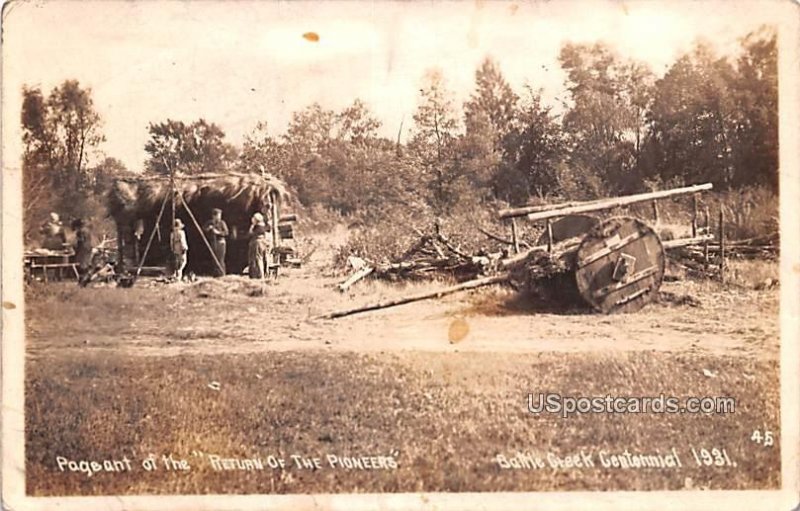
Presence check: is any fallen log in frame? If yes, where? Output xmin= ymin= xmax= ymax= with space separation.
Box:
xmin=319 ymin=274 xmax=509 ymax=320
xmin=701 ymin=243 xmax=777 ymax=252
xmin=662 ymin=235 xmax=714 ymax=250
xmin=377 ymin=258 xmax=463 ymax=272
xmin=338 ymin=266 xmax=374 ymax=292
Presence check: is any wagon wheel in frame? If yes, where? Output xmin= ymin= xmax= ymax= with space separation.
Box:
xmin=574 ymin=216 xmax=665 ymax=314
xmin=536 ymin=214 xmax=600 ymax=246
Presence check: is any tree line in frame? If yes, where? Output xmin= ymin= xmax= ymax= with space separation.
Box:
xmin=21 ymin=27 xmax=776 ymax=241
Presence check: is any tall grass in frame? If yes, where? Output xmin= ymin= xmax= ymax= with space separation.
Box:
xmin=27 ymin=350 xmax=780 ymax=495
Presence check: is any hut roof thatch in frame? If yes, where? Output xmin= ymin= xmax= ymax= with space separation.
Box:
xmin=108 ymin=172 xmax=291 ymax=222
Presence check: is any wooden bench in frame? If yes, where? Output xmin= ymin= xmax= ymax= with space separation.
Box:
xmin=28 ymin=260 xmax=79 ymax=282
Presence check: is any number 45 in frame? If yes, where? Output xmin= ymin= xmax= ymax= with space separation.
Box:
xmin=751 ymin=429 xmax=775 ymax=447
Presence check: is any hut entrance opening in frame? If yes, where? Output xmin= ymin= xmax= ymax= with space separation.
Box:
xmin=108 ymin=173 xmax=290 ymax=276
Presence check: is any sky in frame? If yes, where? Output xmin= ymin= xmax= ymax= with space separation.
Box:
xmin=1 ymin=0 xmax=785 ymax=172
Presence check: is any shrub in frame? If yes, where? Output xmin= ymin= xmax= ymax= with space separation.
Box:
xmin=716 ymin=186 xmax=778 ymax=241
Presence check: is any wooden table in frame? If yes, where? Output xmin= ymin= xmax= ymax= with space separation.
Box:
xmin=24 ymin=251 xmax=79 ymax=282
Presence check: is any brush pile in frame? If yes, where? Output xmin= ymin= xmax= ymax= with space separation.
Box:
xmin=667 ymin=232 xmax=778 ymax=279
xmin=336 ymin=219 xmax=583 ymax=294
xmin=338 ymin=222 xmax=506 ymax=292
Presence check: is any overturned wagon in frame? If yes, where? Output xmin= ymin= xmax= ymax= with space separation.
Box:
xmin=497 ymin=183 xmax=713 ymax=313
xmin=324 ymin=183 xmax=715 ymax=319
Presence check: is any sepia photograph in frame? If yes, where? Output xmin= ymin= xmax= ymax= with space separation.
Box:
xmin=2 ymin=1 xmax=798 ymax=509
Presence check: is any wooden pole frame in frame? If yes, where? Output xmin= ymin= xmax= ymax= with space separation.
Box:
xmin=510 ymin=218 xmax=520 ymax=254
xmin=162 ymin=158 xmax=226 ymax=277
xmin=703 ymin=205 xmax=710 ymax=270
xmin=718 ymin=207 xmax=726 ymax=283
xmin=176 ymin=191 xmax=226 ymax=276
xmin=270 ymin=189 xmax=281 ymax=263
xmin=134 ymin=191 xmax=171 ymax=277
xmin=498 ymin=183 xmax=713 ymax=221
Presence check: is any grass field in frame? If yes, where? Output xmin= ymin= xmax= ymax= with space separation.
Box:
xmin=23 ymin=248 xmax=781 ymax=495
xmin=27 ymin=350 xmax=779 ymax=495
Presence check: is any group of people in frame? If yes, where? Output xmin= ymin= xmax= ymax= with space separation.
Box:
xmin=39 ymin=212 xmax=94 ymax=286
xmin=40 ymin=208 xmax=274 ymax=285
xmin=170 ymin=208 xmax=273 ymax=281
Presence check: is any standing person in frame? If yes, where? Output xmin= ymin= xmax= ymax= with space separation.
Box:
xmin=71 ymin=218 xmax=93 ymax=287
xmin=247 ymin=212 xmax=271 ymax=279
xmin=203 ymin=208 xmax=229 ymax=276
xmin=41 ymin=212 xmax=67 ymax=250
xmin=170 ymin=219 xmax=188 ymax=281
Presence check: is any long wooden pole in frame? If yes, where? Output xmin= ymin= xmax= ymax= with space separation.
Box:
xmin=135 ymin=190 xmax=170 ymax=277
xmin=270 ymin=190 xmax=280 ymax=250
xmin=319 ymin=274 xmax=509 ymax=320
xmin=498 ymin=183 xmax=713 ymax=220
xmin=704 ymin=205 xmax=710 ymax=270
xmin=719 ymin=207 xmax=726 ymax=283
xmin=176 ymin=191 xmax=226 ymax=276
xmin=510 ymin=218 xmax=520 ymax=254
xmin=338 ymin=266 xmax=374 ymax=292
xmin=661 ymin=235 xmax=714 ymax=249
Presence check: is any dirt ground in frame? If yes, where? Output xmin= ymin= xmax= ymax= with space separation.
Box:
xmin=25 ymin=228 xmax=779 ymax=361
xmin=23 ymin=228 xmax=782 ymax=494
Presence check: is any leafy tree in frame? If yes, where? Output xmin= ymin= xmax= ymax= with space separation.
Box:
xmin=90 ymin=156 xmax=132 ymax=194
xmin=22 ymin=81 xmax=104 ymax=187
xmin=459 ymin=58 xmax=520 ymax=195
xmin=336 ymin=99 xmax=382 ymax=148
xmin=498 ymin=87 xmax=567 ymax=203
xmin=21 ymin=87 xmax=53 ymax=168
xmin=464 ymin=58 xmax=519 ymax=150
xmin=457 ymin=109 xmax=501 ymax=191
xmin=409 ymin=69 xmax=463 ymax=214
xmin=410 ymin=70 xmax=459 ymax=162
xmin=558 ymin=43 xmax=654 ymax=194
xmin=284 ymin=103 xmax=337 ymax=157
xmin=731 ymin=27 xmax=778 ymax=190
xmin=646 ymin=44 xmax=738 ymax=189
xmin=242 ymin=100 xmax=399 ymax=214
xmin=277 ymin=103 xmax=342 ymax=208
xmin=144 ymin=119 xmax=237 ymax=175
xmin=237 ymin=121 xmax=288 ymax=177
xmin=21 ymin=80 xmax=105 ymax=240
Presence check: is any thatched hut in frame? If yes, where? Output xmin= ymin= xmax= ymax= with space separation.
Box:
xmin=108 ymin=172 xmax=291 ymax=275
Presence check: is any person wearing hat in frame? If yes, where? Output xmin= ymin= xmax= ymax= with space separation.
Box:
xmin=203 ymin=208 xmax=229 ymax=277
xmin=247 ymin=212 xmax=271 ymax=279
xmin=171 ymin=218 xmax=189 ymax=281
xmin=71 ymin=218 xmax=93 ymax=286
xmin=41 ymin=212 xmax=67 ymax=250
